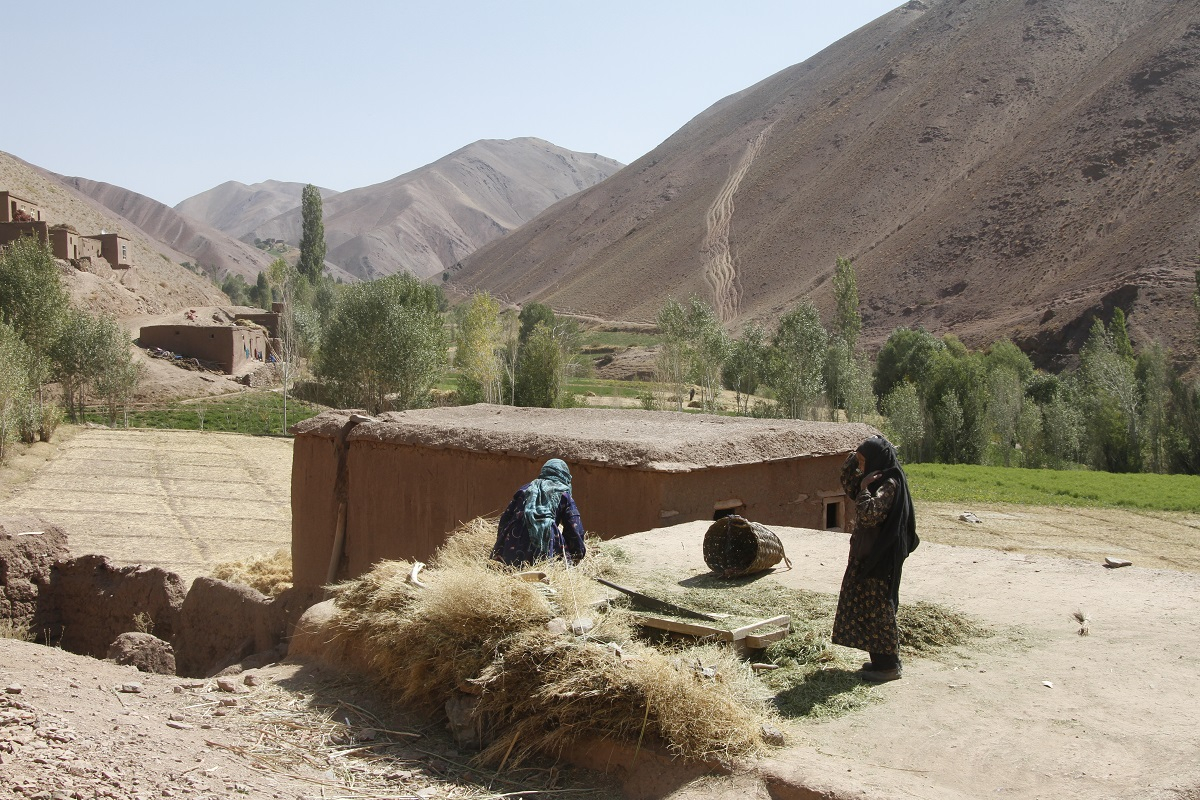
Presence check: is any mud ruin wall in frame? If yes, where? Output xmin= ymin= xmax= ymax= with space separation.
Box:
xmin=291 ymin=407 xmax=873 ymax=591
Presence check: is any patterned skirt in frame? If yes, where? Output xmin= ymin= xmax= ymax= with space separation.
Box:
xmin=831 ymin=557 xmax=899 ymax=655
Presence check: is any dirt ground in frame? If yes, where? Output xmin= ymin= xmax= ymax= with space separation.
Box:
xmin=613 ymin=520 xmax=1200 ymax=800
xmin=2 ymin=429 xmax=1199 ymax=799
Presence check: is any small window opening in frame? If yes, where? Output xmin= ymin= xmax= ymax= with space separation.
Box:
xmin=824 ymin=498 xmax=844 ymax=531
xmin=712 ymin=498 xmax=746 ymax=521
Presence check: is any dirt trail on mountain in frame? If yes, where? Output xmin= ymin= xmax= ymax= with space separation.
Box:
xmin=703 ymin=122 xmax=775 ymax=323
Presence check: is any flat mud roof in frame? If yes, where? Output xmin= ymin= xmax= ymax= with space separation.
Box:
xmin=292 ymin=405 xmax=877 ymax=472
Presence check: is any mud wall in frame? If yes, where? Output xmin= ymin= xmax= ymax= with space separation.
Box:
xmin=50 ymin=555 xmax=187 ymax=658
xmin=291 ymin=432 xmax=848 ymax=591
xmin=0 ymin=518 xmax=70 ymax=640
xmin=138 ymin=325 xmax=267 ymax=373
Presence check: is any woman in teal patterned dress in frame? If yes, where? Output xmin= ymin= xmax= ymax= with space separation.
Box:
xmin=832 ymin=435 xmax=919 ymax=682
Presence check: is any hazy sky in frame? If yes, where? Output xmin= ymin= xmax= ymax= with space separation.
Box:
xmin=8 ymin=1 xmax=899 ymax=206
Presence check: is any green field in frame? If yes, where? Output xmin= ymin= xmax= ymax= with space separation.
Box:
xmin=906 ymin=463 xmax=1200 ymax=512
xmin=579 ymin=330 xmax=662 ymax=350
xmin=566 ymin=377 xmax=654 ymax=399
xmin=83 ymin=391 xmax=322 ymax=436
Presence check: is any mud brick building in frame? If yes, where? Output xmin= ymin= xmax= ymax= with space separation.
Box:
xmin=289 ymin=406 xmax=876 ymax=591
xmin=138 ymin=323 xmax=268 ymax=374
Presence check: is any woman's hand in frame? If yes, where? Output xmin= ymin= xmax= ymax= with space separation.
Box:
xmin=862 ymin=470 xmax=883 ymax=491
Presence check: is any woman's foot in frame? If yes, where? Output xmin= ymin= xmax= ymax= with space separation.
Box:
xmin=862 ymin=666 xmax=903 ymax=682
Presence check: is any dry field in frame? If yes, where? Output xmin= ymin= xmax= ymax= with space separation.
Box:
xmin=0 ymin=426 xmax=292 ymax=585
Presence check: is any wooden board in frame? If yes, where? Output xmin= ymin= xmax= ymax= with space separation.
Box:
xmin=632 ymin=613 xmax=792 ymax=644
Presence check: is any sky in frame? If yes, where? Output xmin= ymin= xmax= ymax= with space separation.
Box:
xmin=7 ymin=1 xmax=900 ymax=207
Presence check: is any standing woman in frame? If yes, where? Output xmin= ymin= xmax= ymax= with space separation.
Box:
xmin=832 ymin=435 xmax=919 ymax=682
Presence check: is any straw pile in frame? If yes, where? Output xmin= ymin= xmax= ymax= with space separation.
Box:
xmin=211 ymin=549 xmax=293 ymax=596
xmin=326 ymin=518 xmax=771 ymax=768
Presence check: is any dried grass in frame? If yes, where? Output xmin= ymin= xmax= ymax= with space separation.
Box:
xmin=326 ymin=519 xmax=771 ymax=768
xmin=212 ymin=549 xmax=293 ymax=596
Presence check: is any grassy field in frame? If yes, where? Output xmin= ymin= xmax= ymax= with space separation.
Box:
xmin=83 ymin=391 xmax=322 ymax=436
xmin=566 ymin=377 xmax=655 ymax=399
xmin=579 ymin=330 xmax=662 ymax=349
xmin=906 ymin=463 xmax=1200 ymax=512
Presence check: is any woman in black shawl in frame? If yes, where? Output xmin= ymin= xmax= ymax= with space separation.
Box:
xmin=832 ymin=435 xmax=919 ymax=682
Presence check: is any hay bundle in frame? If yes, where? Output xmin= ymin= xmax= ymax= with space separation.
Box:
xmin=211 ymin=549 xmax=293 ymax=596
xmin=327 ymin=519 xmax=770 ymax=767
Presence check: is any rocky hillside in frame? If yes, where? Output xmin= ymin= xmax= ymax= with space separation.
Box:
xmin=241 ymin=138 xmax=623 ymax=281
xmin=175 ymin=180 xmax=340 ymax=240
xmin=449 ymin=0 xmax=1200 ymax=368
xmin=1 ymin=152 xmax=226 ymax=317
xmin=54 ymin=174 xmax=275 ymax=283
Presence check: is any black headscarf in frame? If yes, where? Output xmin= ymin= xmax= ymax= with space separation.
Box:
xmin=856 ymin=435 xmax=919 ymax=608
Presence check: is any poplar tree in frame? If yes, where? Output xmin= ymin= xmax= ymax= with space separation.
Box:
xmin=298 ymin=184 xmax=326 ymax=283
xmin=832 ymin=256 xmax=862 ymax=351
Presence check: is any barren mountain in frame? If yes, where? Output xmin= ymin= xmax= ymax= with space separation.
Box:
xmin=450 ymin=0 xmax=1200 ymax=368
xmin=174 ymin=179 xmax=340 ymax=239
xmin=54 ymin=174 xmax=276 ymax=283
xmin=245 ymin=137 xmax=623 ymax=281
xmin=1 ymin=152 xmax=227 ymax=317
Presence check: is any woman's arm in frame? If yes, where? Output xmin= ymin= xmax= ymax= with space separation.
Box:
xmin=558 ymin=491 xmax=586 ymax=560
xmin=856 ymin=478 xmax=897 ymax=528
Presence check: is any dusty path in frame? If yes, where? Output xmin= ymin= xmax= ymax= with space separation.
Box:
xmin=0 ymin=427 xmax=292 ymax=585
xmin=614 ymin=521 xmax=1200 ymax=800
xmin=702 ymin=123 xmax=775 ymax=323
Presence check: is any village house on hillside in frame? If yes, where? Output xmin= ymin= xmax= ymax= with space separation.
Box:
xmin=138 ymin=316 xmax=276 ymax=375
xmin=0 ymin=189 xmax=135 ymax=278
xmin=289 ymin=406 xmax=877 ymax=592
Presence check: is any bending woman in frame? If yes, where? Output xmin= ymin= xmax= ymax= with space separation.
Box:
xmin=832 ymin=435 xmax=919 ymax=682
xmin=491 ymin=458 xmax=586 ymax=567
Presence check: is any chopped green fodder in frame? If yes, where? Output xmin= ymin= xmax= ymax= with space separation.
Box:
xmin=606 ymin=567 xmax=991 ymax=721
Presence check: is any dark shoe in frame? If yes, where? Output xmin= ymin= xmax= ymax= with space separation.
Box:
xmin=862 ymin=666 xmax=902 ymax=682
xmin=860 ymin=661 xmax=881 ymax=672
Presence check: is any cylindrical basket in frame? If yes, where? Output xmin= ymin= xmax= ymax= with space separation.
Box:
xmin=703 ymin=515 xmax=788 ymax=578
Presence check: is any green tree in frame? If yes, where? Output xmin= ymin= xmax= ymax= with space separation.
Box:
xmin=722 ymin=324 xmax=767 ymax=415
xmin=220 ymin=273 xmax=251 ymax=305
xmin=249 ymin=271 xmax=270 ymax=309
xmin=933 ymin=393 xmax=966 ymax=464
xmin=1079 ymin=318 xmax=1140 ymax=472
xmin=513 ymin=320 xmax=580 ymax=408
xmin=1110 ymin=307 xmax=1134 ymax=361
xmin=455 ymin=292 xmax=504 ymax=404
xmin=985 ymin=366 xmax=1024 ymax=466
xmin=0 ymin=236 xmax=69 ymax=398
xmin=297 ymin=184 xmax=327 ymax=283
xmin=685 ymin=297 xmax=729 ymax=411
xmin=1041 ymin=390 xmax=1084 ymax=469
xmin=873 ymin=327 xmax=942 ymax=404
xmin=1136 ymin=342 xmax=1172 ymax=473
xmin=882 ymin=381 xmax=924 ymax=463
xmin=518 ymin=303 xmax=556 ymax=344
xmin=315 ymin=274 xmax=447 ymax=413
xmin=832 ymin=256 xmax=862 ymax=351
xmin=766 ymin=300 xmax=828 ymax=419
xmin=655 ymin=298 xmax=691 ymax=411
xmin=51 ymin=312 xmax=135 ymax=422
xmin=0 ymin=322 xmax=33 ymax=462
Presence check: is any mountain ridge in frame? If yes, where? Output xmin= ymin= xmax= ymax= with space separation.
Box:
xmin=449 ymin=0 xmax=1200 ymax=368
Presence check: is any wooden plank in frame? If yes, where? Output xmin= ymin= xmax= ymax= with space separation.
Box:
xmin=728 ymin=615 xmax=792 ymax=641
xmin=743 ymin=629 xmax=790 ymax=649
xmin=632 ymin=615 xmax=733 ymax=641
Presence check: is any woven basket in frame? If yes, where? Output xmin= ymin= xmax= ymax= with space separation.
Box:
xmin=702 ymin=515 xmax=789 ymax=578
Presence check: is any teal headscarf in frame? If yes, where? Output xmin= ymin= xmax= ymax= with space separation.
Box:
xmin=522 ymin=459 xmax=573 ymax=558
